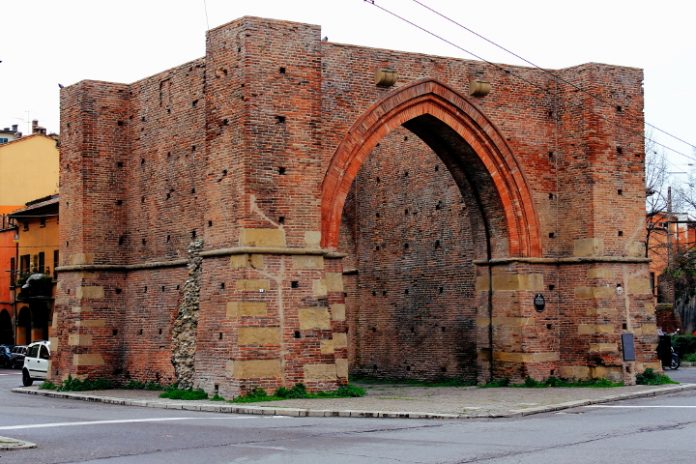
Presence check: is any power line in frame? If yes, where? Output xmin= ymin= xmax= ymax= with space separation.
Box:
xmin=362 ymin=0 xmax=696 ymax=162
xmin=363 ymin=0 xmax=549 ymax=93
xmin=410 ymin=0 xmax=696 ymax=152
xmin=202 ymin=0 xmax=210 ymax=30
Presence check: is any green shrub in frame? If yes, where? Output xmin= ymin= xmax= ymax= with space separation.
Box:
xmin=232 ymin=387 xmax=270 ymax=403
xmin=210 ymin=393 xmax=226 ymax=401
xmin=39 ymin=381 xmax=58 ymax=390
xmin=335 ymin=384 xmax=366 ymax=397
xmin=481 ymin=376 xmax=623 ymax=388
xmin=349 ymin=375 xmax=473 ymax=387
xmin=481 ymin=378 xmax=510 ymax=388
xmin=231 ymin=383 xmax=366 ymax=403
xmin=636 ymin=368 xmax=678 ymax=385
xmin=275 ymin=383 xmax=307 ymax=399
xmin=58 ymin=375 xmax=113 ymax=391
xmin=684 ymin=353 xmax=696 ymax=362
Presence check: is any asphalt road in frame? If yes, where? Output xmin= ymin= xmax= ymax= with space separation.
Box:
xmin=1 ymin=367 xmax=695 ymax=464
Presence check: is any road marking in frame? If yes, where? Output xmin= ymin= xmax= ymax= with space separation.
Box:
xmin=0 ymin=416 xmax=255 ymax=431
xmin=0 ymin=372 xmax=21 ymax=376
xmin=587 ymin=405 xmax=696 ymax=409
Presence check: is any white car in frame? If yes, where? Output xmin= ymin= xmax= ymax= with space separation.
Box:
xmin=22 ymin=341 xmax=50 ymax=387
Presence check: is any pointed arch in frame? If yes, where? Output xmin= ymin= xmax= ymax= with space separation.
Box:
xmin=320 ymin=79 xmax=541 ymax=257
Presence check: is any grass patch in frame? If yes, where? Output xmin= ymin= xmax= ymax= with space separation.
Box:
xmin=481 ymin=376 xmax=623 ymax=388
xmin=231 ymin=383 xmax=366 ymax=403
xmin=123 ymin=380 xmax=164 ymax=391
xmin=232 ymin=387 xmax=271 ymax=403
xmin=480 ymin=378 xmax=511 ymax=388
xmin=514 ymin=376 xmax=624 ymax=388
xmin=210 ymin=393 xmax=226 ymax=401
xmin=159 ymin=386 xmax=208 ymax=400
xmin=350 ymin=375 xmax=475 ymax=387
xmin=58 ymin=375 xmax=114 ymax=391
xmin=636 ymin=368 xmax=678 ymax=385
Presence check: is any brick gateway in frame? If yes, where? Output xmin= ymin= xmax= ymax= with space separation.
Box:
xmin=53 ymin=17 xmax=658 ymax=397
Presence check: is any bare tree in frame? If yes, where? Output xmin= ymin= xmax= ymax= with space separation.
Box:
xmin=645 ymin=135 xmax=670 ymax=258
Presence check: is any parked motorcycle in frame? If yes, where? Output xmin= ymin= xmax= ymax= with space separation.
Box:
xmin=658 ymin=334 xmax=680 ymax=370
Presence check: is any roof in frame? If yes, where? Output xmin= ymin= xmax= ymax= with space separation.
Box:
xmin=0 ymin=133 xmax=59 ymax=150
xmin=9 ymin=194 xmax=59 ymax=219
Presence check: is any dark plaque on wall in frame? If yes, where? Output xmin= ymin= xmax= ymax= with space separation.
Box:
xmin=622 ymin=333 xmax=636 ymax=361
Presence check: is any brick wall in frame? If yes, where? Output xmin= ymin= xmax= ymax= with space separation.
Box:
xmin=55 ymin=16 xmax=655 ymax=394
xmin=340 ymin=128 xmax=480 ymax=381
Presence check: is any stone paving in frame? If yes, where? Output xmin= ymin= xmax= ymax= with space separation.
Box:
xmin=14 ymin=381 xmax=696 ymax=420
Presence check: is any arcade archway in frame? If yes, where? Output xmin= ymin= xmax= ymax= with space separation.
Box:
xmin=322 ymin=80 xmax=541 ymax=382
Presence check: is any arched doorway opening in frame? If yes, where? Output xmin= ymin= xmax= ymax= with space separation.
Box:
xmin=0 ymin=310 xmax=13 ymax=345
xmin=30 ymin=302 xmax=50 ymax=342
xmin=16 ymin=307 xmax=31 ymax=345
xmin=321 ymin=80 xmax=541 ymax=382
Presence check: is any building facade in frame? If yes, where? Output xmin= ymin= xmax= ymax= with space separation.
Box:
xmin=9 ymin=195 xmax=59 ymax=345
xmin=0 ymin=124 xmax=59 ymax=346
xmin=0 ymin=216 xmax=16 ymax=345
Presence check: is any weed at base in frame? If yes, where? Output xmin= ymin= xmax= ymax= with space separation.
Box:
xmin=481 ymin=376 xmax=624 ymax=388
xmin=159 ymin=386 xmax=208 ymax=400
xmin=58 ymin=375 xmax=114 ymax=391
xmin=231 ymin=383 xmax=366 ymax=403
xmin=124 ymin=380 xmax=164 ymax=391
xmin=636 ymin=368 xmax=678 ymax=385
xmin=350 ymin=375 xmax=474 ymax=387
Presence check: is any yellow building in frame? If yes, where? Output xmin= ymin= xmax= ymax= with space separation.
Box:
xmin=0 ymin=131 xmax=59 ymax=214
xmin=9 ymin=195 xmax=59 ymax=344
xmin=0 ymin=122 xmax=59 ymax=345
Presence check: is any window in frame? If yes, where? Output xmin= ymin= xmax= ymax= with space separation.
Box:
xmin=0 ymin=138 xmax=8 ymax=144
xmin=22 ymin=222 xmax=28 ymax=232
xmin=38 ymin=252 xmax=45 ymax=274
xmin=39 ymin=345 xmax=50 ymax=360
xmin=53 ymin=250 xmax=59 ymax=279
xmin=10 ymin=258 xmax=15 ymax=286
xmin=19 ymin=254 xmax=30 ymax=275
xmin=27 ymin=344 xmax=39 ymax=358
xmin=650 ymin=272 xmax=656 ymax=295
xmin=39 ymin=217 xmax=46 ymax=228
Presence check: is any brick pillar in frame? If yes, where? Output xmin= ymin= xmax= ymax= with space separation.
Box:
xmin=195 ymin=248 xmax=347 ymax=398
xmin=559 ymin=261 xmax=658 ymax=384
xmin=53 ymin=81 xmax=130 ymax=381
xmin=476 ymin=262 xmax=559 ymax=383
xmin=195 ymin=17 xmax=331 ymax=397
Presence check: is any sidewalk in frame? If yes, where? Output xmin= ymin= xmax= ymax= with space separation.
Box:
xmin=13 ymin=381 xmax=696 ymax=420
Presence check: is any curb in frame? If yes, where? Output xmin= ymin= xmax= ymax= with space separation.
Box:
xmin=508 ymin=384 xmax=696 ymax=416
xmin=13 ymin=383 xmax=696 ymax=420
xmin=0 ymin=436 xmax=36 ymax=450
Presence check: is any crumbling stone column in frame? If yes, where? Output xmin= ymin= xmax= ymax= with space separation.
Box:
xmin=171 ymin=240 xmax=204 ymax=389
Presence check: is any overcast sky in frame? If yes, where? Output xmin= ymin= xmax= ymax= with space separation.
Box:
xmin=1 ymin=0 xmax=694 ymax=173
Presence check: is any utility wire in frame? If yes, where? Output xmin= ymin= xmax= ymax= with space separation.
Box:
xmin=411 ymin=0 xmax=696 ymax=152
xmin=364 ymin=0 xmax=549 ymax=93
xmin=202 ymin=0 xmax=210 ymax=30
xmin=363 ymin=0 xmax=695 ymax=162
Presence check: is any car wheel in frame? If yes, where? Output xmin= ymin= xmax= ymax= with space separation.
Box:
xmin=22 ymin=369 xmax=33 ymax=387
